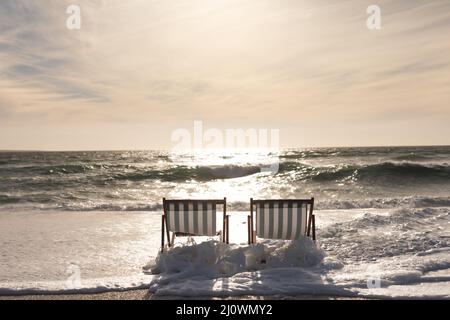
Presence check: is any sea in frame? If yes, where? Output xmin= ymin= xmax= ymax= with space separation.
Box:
xmin=0 ymin=146 xmax=449 ymax=298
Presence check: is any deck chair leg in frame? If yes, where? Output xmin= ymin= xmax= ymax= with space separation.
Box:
xmin=170 ymin=232 xmax=175 ymax=247
xmin=166 ymin=228 xmax=171 ymax=247
xmin=226 ymin=215 xmax=229 ymax=244
xmin=247 ymin=216 xmax=251 ymax=244
xmin=164 ymin=215 xmax=171 ymax=247
xmin=161 ymin=215 xmax=165 ymax=252
xmin=312 ymin=215 xmax=316 ymax=241
xmin=307 ymin=217 xmax=311 ymax=237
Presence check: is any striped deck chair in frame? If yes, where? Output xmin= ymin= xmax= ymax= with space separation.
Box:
xmin=161 ymin=198 xmax=229 ymax=251
xmin=248 ymin=198 xmax=316 ymax=244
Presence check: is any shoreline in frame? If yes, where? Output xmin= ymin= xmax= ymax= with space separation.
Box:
xmin=1 ymin=208 xmax=448 ymax=300
xmin=0 ymin=289 xmax=368 ymax=300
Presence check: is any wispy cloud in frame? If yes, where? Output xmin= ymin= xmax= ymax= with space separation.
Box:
xmin=0 ymin=1 xmax=110 ymax=105
xmin=0 ymin=0 xmax=449 ymax=149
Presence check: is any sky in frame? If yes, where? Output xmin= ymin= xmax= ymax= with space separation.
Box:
xmin=0 ymin=0 xmax=449 ymax=150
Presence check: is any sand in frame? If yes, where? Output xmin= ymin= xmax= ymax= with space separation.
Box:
xmin=0 ymin=289 xmax=365 ymax=300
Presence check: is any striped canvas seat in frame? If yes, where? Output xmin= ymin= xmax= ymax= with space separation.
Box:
xmin=255 ymin=202 xmax=308 ymax=240
xmin=248 ymin=198 xmax=316 ymax=243
xmin=161 ymin=198 xmax=228 ymax=251
xmin=165 ymin=201 xmax=217 ymax=236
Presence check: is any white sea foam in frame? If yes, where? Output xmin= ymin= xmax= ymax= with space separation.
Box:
xmin=0 ymin=211 xmax=158 ymax=295
xmin=146 ymin=240 xmax=450 ymax=298
xmin=146 ymin=207 xmax=450 ymax=298
xmin=0 ymin=208 xmax=449 ymax=298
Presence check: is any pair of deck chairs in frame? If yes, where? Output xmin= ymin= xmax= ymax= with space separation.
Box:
xmin=161 ymin=197 xmax=316 ymax=251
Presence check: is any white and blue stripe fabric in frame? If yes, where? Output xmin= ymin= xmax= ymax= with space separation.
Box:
xmin=165 ymin=201 xmax=217 ymax=236
xmin=256 ymin=202 xmax=308 ymax=240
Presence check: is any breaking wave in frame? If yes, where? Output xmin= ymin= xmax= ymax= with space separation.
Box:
xmin=306 ymin=162 xmax=449 ymax=183
xmin=1 ymin=147 xmax=449 ymax=212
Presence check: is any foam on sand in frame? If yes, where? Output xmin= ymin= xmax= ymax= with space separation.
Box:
xmin=147 ymin=239 xmax=450 ymax=298
xmin=146 ymin=207 xmax=450 ymax=298
xmin=147 ymin=238 xmax=345 ymax=297
xmin=1 ymin=208 xmax=449 ymax=298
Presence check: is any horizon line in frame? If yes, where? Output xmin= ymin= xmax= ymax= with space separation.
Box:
xmin=0 ymin=144 xmax=449 ymax=152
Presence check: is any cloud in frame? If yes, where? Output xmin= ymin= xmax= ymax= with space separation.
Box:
xmin=380 ymin=61 xmax=450 ymax=77
xmin=5 ymin=62 xmax=109 ymax=102
xmin=0 ymin=0 xmax=110 ymax=104
xmin=0 ymin=0 xmax=449 ymax=149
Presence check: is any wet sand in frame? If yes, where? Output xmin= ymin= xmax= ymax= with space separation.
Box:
xmin=0 ymin=289 xmax=366 ymax=300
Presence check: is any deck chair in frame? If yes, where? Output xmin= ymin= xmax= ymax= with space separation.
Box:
xmin=161 ymin=198 xmax=229 ymax=252
xmin=248 ymin=198 xmax=316 ymax=244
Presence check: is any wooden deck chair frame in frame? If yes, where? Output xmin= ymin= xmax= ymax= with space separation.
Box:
xmin=161 ymin=197 xmax=229 ymax=252
xmin=248 ymin=198 xmax=316 ymax=244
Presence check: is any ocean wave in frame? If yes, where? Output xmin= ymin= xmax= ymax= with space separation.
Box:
xmin=391 ymin=154 xmax=433 ymax=161
xmin=266 ymin=160 xmax=450 ymax=189
xmin=217 ymin=196 xmax=450 ymax=211
xmin=319 ymin=207 xmax=450 ymax=262
xmin=1 ymin=195 xmax=449 ymax=212
xmin=2 ymin=158 xmax=449 ymax=185
xmin=113 ymin=164 xmax=262 ymax=182
xmin=315 ymin=196 xmax=450 ymax=210
xmin=1 ymin=149 xmax=449 ymax=212
xmin=303 ymin=162 xmax=450 ymax=183
xmin=0 ymin=163 xmax=105 ymax=175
